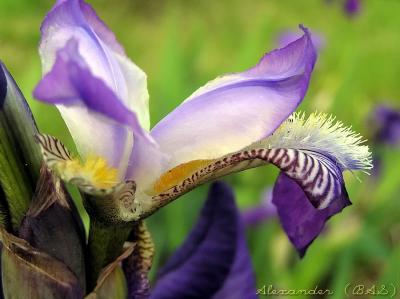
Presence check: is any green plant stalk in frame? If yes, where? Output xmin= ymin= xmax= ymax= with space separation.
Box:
xmin=86 ymin=218 xmax=133 ymax=291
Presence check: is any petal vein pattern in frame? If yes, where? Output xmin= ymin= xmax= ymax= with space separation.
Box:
xmin=148 ymin=113 xmax=372 ymax=215
xmin=35 ymin=0 xmax=152 ymax=179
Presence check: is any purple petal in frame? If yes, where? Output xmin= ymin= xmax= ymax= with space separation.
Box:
xmin=34 ymin=39 xmax=164 ymax=181
xmin=277 ymin=30 xmax=325 ymax=51
xmin=150 ymin=182 xmax=257 ymax=299
xmin=372 ymin=105 xmax=400 ymax=146
xmin=241 ymin=188 xmax=276 ymax=226
xmin=150 ymin=25 xmax=317 ymax=171
xmin=272 ymin=172 xmax=351 ymax=256
xmin=34 ymin=39 xmax=134 ymax=173
xmin=35 ymin=0 xmax=155 ymax=178
xmin=344 ymin=0 xmax=361 ymax=16
xmin=39 ymin=0 xmax=149 ymax=129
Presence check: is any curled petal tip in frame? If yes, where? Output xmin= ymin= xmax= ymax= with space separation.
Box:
xmin=151 ymin=25 xmax=318 ymax=174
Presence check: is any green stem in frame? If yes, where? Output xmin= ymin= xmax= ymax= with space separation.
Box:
xmin=86 ymin=218 xmax=133 ymax=291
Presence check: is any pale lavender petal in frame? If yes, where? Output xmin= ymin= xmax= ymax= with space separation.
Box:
xmin=34 ymin=40 xmax=164 ymax=180
xmin=39 ymin=0 xmax=149 ymax=130
xmin=34 ymin=39 xmax=133 ymax=173
xmin=150 ymin=182 xmax=257 ymax=299
xmin=272 ymin=173 xmax=351 ymax=257
xmin=241 ymin=188 xmax=276 ymax=226
xmin=150 ymin=26 xmax=317 ymax=172
xmin=277 ymin=30 xmax=325 ymax=51
xmin=36 ymin=0 xmax=152 ymax=177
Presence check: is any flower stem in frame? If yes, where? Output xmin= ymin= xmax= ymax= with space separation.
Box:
xmin=86 ymin=218 xmax=133 ymax=291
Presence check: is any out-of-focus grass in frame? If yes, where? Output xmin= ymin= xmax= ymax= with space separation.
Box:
xmin=1 ymin=0 xmax=400 ymax=297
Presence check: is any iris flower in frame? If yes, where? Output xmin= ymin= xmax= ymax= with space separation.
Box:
xmin=34 ymin=0 xmax=371 ymax=227
xmin=344 ymin=0 xmax=361 ymax=16
xmin=371 ymin=105 xmax=400 ymax=146
xmin=368 ymin=105 xmax=400 ymax=178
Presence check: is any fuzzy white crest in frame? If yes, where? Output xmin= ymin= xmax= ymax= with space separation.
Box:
xmin=255 ymin=112 xmax=373 ymax=173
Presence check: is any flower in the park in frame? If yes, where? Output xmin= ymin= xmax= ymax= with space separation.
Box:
xmin=0 ymin=0 xmax=373 ymax=297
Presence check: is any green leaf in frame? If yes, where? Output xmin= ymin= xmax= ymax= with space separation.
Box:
xmin=0 ymin=63 xmax=42 ymax=231
xmin=0 ymin=227 xmax=83 ymax=299
xmin=0 ymin=62 xmax=41 ymax=180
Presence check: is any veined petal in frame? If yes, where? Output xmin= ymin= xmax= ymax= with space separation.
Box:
xmin=272 ymin=173 xmax=351 ymax=256
xmin=35 ymin=39 xmax=133 ymax=175
xmin=39 ymin=0 xmax=149 ymax=129
xmin=34 ymin=40 xmax=163 ymax=180
xmin=150 ymin=25 xmax=316 ymax=171
xmin=145 ymin=112 xmax=371 ymax=219
xmin=150 ymin=182 xmax=257 ymax=299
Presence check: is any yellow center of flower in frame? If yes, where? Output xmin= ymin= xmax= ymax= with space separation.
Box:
xmin=56 ymin=155 xmax=119 ymax=189
xmin=153 ymin=159 xmax=213 ymax=194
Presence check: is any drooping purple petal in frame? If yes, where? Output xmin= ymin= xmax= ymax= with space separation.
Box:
xmin=372 ymin=105 xmax=400 ymax=146
xmin=272 ymin=172 xmax=351 ymax=257
xmin=277 ymin=30 xmax=325 ymax=51
xmin=344 ymin=0 xmax=361 ymax=16
xmin=150 ymin=182 xmax=257 ymax=299
xmin=34 ymin=39 xmax=165 ymax=181
xmin=35 ymin=0 xmax=156 ymax=179
xmin=39 ymin=0 xmax=149 ymax=129
xmin=241 ymin=188 xmax=276 ymax=226
xmin=34 ymin=39 xmax=134 ymax=174
xmin=150 ymin=25 xmax=317 ymax=173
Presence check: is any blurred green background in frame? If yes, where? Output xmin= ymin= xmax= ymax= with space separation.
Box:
xmin=1 ymin=0 xmax=400 ymax=298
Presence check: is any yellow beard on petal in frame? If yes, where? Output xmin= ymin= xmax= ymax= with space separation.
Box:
xmin=55 ymin=155 xmax=119 ymax=189
xmin=153 ymin=159 xmax=213 ymax=194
